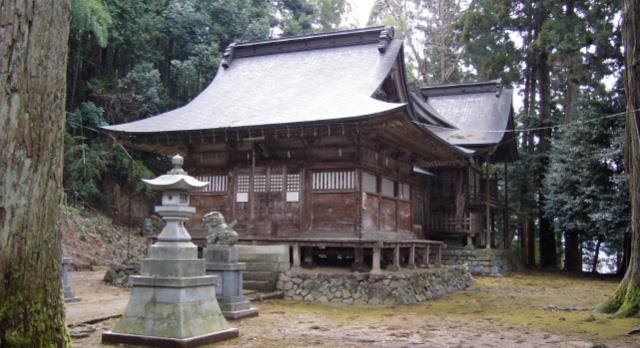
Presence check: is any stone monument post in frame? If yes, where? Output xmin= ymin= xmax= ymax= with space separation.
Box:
xmin=62 ymin=256 xmax=80 ymax=302
xmin=102 ymin=155 xmax=238 ymax=347
xmin=203 ymin=211 xmax=258 ymax=320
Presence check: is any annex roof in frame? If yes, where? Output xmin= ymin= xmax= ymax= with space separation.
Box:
xmin=104 ymin=27 xmax=406 ymax=134
xmin=417 ymin=80 xmax=513 ymax=146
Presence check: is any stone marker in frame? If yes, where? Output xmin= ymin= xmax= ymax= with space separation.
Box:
xmin=102 ymin=155 xmax=238 ymax=347
xmin=62 ymin=256 xmax=81 ymax=302
xmin=203 ymin=212 xmax=258 ymax=320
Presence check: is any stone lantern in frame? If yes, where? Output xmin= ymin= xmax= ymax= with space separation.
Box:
xmin=102 ymin=155 xmax=238 ymax=347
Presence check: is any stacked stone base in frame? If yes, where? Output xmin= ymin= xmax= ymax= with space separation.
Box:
xmin=276 ymin=266 xmax=472 ymax=305
xmin=441 ymin=248 xmax=517 ymax=276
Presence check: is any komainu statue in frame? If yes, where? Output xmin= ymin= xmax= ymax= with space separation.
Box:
xmin=203 ymin=211 xmax=239 ymax=245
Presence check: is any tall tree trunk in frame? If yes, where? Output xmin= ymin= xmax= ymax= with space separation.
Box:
xmin=592 ymin=235 xmax=603 ymax=274
xmin=597 ymin=0 xmax=640 ymax=317
xmin=537 ymin=48 xmax=558 ymax=269
xmin=0 ymin=1 xmax=72 ymax=345
xmin=564 ymin=230 xmax=582 ymax=272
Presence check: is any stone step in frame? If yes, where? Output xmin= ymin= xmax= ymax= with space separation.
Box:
xmin=243 ymin=271 xmax=277 ymax=282
xmin=243 ymin=280 xmax=276 ymax=292
xmin=244 ymin=261 xmax=280 ymax=272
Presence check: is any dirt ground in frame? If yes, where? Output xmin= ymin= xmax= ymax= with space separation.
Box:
xmin=67 ymin=270 xmax=640 ymax=347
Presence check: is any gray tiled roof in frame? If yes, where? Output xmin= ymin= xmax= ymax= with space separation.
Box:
xmin=418 ymin=82 xmax=513 ymax=146
xmin=104 ymin=30 xmax=405 ymax=133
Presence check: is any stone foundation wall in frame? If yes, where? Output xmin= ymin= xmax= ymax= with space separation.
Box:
xmin=276 ymin=266 xmax=472 ymax=305
xmin=441 ymin=248 xmax=516 ymax=276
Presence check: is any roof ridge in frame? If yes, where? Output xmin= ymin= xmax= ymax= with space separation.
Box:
xmin=420 ymin=79 xmax=506 ymax=98
xmin=221 ymin=26 xmax=395 ymax=68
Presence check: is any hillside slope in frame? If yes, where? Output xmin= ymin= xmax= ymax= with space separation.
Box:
xmin=61 ymin=206 xmax=147 ymax=270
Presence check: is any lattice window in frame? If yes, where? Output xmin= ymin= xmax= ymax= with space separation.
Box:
xmin=362 ymin=172 xmax=377 ymax=193
xmin=195 ymin=175 xmax=228 ymax=193
xmin=312 ymin=170 xmax=355 ymax=191
xmin=236 ymin=175 xmax=250 ymax=203
xmin=398 ymin=182 xmax=410 ymax=200
xmin=253 ymin=174 xmax=266 ymax=192
xmin=270 ymin=174 xmax=284 ymax=192
xmin=381 ymin=177 xmax=395 ymax=197
xmin=237 ymin=175 xmax=250 ymax=193
xmin=286 ymin=173 xmax=301 ymax=202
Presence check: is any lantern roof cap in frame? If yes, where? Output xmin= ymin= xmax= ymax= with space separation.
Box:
xmin=142 ymin=154 xmax=208 ymax=191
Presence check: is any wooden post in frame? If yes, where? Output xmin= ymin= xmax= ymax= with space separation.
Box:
xmin=485 ymin=160 xmax=492 ymax=249
xmin=352 ymin=247 xmax=366 ymax=272
xmin=426 ymin=244 xmax=430 ymax=265
xmin=292 ymin=243 xmax=301 ymax=268
xmin=437 ymin=244 xmax=442 ymax=265
xmin=371 ymin=245 xmax=382 ymax=273
xmin=408 ymin=244 xmax=416 ymax=268
xmin=391 ymin=244 xmax=400 ymax=270
xmin=250 ymin=147 xmax=256 ymax=220
xmin=503 ymin=161 xmax=509 ymax=249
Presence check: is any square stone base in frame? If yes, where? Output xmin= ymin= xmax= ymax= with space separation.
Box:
xmin=223 ymin=307 xmax=259 ymax=320
xmin=102 ymin=327 xmax=239 ymax=347
xmin=64 ymin=295 xmax=81 ymax=303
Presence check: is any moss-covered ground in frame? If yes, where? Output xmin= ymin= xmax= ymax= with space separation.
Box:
xmin=71 ymin=271 xmax=640 ymax=347
xmin=219 ymin=272 xmax=639 ymax=347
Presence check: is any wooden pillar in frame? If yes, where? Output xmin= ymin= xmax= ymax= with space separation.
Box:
xmin=292 ymin=243 xmax=301 ymax=268
xmin=354 ymin=247 xmax=364 ymax=264
xmin=249 ymin=147 xmax=256 ymax=220
xmin=391 ymin=244 xmax=401 ymax=270
xmin=437 ymin=244 xmax=443 ymax=265
xmin=485 ymin=160 xmax=492 ymax=249
xmin=426 ymin=244 xmax=430 ymax=265
xmin=352 ymin=247 xmax=367 ymax=272
xmin=371 ymin=245 xmax=382 ymax=273
xmin=408 ymin=244 xmax=416 ymax=268
xmin=503 ymin=161 xmax=509 ymax=249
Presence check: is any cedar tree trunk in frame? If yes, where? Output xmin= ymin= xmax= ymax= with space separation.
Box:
xmin=0 ymin=0 xmax=72 ymax=345
xmin=564 ymin=230 xmax=582 ymax=273
xmin=537 ymin=49 xmax=558 ymax=269
xmin=597 ymin=0 xmax=640 ymax=317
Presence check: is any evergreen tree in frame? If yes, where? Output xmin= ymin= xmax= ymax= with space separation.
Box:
xmin=597 ymin=0 xmax=640 ymax=317
xmin=543 ymin=94 xmax=628 ymax=273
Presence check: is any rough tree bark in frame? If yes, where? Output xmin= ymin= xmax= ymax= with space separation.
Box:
xmin=0 ymin=1 xmax=72 ymax=346
xmin=597 ymin=0 xmax=640 ymax=317
xmin=537 ymin=49 xmax=558 ymax=270
xmin=564 ymin=230 xmax=582 ymax=272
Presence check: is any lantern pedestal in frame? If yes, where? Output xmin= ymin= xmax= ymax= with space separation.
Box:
xmin=102 ymin=155 xmax=238 ymax=347
xmin=205 ymin=244 xmax=258 ymax=320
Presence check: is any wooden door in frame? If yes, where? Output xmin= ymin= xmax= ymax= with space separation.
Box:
xmin=234 ymin=166 xmax=301 ymax=236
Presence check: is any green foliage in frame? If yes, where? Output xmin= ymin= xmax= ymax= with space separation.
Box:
xmin=368 ymin=0 xmax=465 ymax=84
xmin=312 ymin=0 xmax=350 ymax=31
xmin=71 ymin=0 xmax=112 ymax=47
xmin=543 ymin=95 xmax=629 ymax=270
xmin=458 ymin=0 xmax=519 ymax=83
xmin=63 ymin=102 xmax=153 ymax=207
xmin=117 ymin=63 xmax=166 ymax=119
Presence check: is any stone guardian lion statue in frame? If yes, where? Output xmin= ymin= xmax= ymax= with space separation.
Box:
xmin=202 ymin=211 xmax=239 ymax=245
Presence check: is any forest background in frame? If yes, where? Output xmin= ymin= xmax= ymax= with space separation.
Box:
xmin=65 ymin=0 xmax=629 ymax=275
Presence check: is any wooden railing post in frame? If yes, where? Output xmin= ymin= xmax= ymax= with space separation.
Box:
xmin=426 ymin=244 xmax=430 ymax=265
xmin=408 ymin=244 xmax=416 ymax=269
xmin=292 ymin=243 xmax=301 ymax=269
xmin=371 ymin=243 xmax=382 ymax=273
